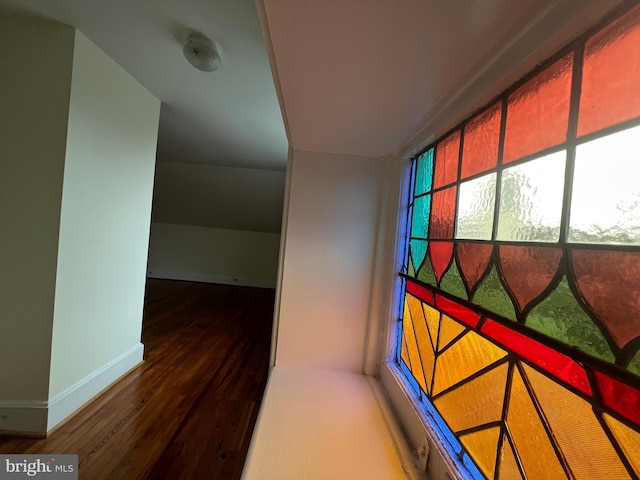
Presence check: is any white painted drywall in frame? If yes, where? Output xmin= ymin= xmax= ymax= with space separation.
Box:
xmin=0 ymin=12 xmax=74 ymax=403
xmin=275 ymin=150 xmax=382 ymax=372
xmin=147 ymin=223 xmax=280 ymax=288
xmin=48 ymin=30 xmax=160 ymax=399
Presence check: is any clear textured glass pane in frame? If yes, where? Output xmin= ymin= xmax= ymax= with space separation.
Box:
xmin=497 ymin=151 xmax=566 ymax=242
xmin=456 ymin=173 xmax=496 ymax=240
xmin=569 ymin=125 xmax=640 ymax=245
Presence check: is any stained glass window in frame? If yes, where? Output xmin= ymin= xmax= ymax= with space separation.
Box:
xmin=395 ymin=4 xmax=640 ymax=479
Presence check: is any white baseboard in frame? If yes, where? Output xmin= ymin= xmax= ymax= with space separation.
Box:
xmin=47 ymin=343 xmax=144 ymax=431
xmin=0 ymin=343 xmax=144 ymax=436
xmin=147 ymin=269 xmax=276 ymax=289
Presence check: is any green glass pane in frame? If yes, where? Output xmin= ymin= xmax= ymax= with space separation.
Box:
xmin=440 ymin=259 xmax=468 ymax=300
xmin=628 ymin=351 xmax=640 ymax=376
xmin=410 ymin=239 xmax=428 ymax=273
xmin=415 ymin=148 xmax=434 ymax=196
xmin=526 ymin=276 xmax=614 ymax=362
xmin=472 ymin=265 xmax=517 ymax=321
xmin=407 ymin=255 xmax=416 ymax=278
xmin=418 ymin=254 xmax=437 ymax=286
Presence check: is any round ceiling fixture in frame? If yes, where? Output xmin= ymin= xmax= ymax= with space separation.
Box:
xmin=183 ymin=34 xmax=221 ymax=73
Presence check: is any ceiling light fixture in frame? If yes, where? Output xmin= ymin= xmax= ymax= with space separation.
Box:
xmin=183 ymin=34 xmax=221 ymax=73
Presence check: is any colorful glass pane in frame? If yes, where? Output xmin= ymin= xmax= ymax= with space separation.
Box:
xmin=506 ymin=365 xmax=567 ymax=480
xmin=423 ymin=304 xmax=440 ymax=350
xmin=603 ymin=413 xmax=640 ymax=476
xmin=435 ymin=293 xmax=481 ymax=328
xmin=570 ymin=125 xmax=640 ymax=245
xmin=497 ymin=151 xmax=566 ymax=242
xmin=432 ymin=330 xmax=507 ymax=396
xmin=405 ymin=281 xmax=435 ymax=306
xmin=434 ymin=131 xmax=460 ymax=188
xmin=456 ymin=173 xmax=496 ymax=240
xmin=409 ymin=239 xmax=427 ymax=274
xmin=437 ymin=313 xmax=466 ymax=352
xmin=498 ymin=436 xmax=523 ymax=480
xmin=461 ymin=103 xmax=501 ymax=179
xmin=503 ymin=54 xmax=573 ymax=163
xmin=578 ymin=4 xmax=640 ymax=136
xmin=403 ymin=299 xmax=428 ymax=392
xmin=571 ymin=249 xmax=640 ymax=350
xmin=523 ymin=365 xmax=631 ymax=478
xmin=430 ymin=187 xmax=457 ymax=239
xmin=408 ymin=295 xmax=436 ymax=395
xmin=433 ymin=362 xmax=507 ymax=433
xmin=411 ymin=195 xmax=431 ymax=240
xmin=471 ymin=265 xmax=516 ymax=321
xmin=414 ymin=148 xmax=435 ymax=196
xmin=526 ymin=276 xmax=614 ymax=362
xmin=593 ymin=371 xmax=640 ymax=427
xmin=429 ymin=241 xmax=454 ymax=284
xmin=456 ymin=242 xmax=493 ymax=294
xmin=440 ymin=259 xmax=467 ymax=299
xmin=459 ymin=427 xmax=500 ymax=479
xmin=498 ymin=245 xmax=561 ymax=313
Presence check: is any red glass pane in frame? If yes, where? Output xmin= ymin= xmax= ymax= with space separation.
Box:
xmin=435 ymin=294 xmax=481 ymax=328
xmin=579 ymin=4 xmax=640 ymax=136
xmin=594 ymin=371 xmax=640 ymax=428
xmin=430 ymin=186 xmax=457 ymax=239
xmin=571 ymin=249 xmax=640 ymax=349
xmin=456 ymin=243 xmax=494 ymax=293
xmin=481 ymin=319 xmax=592 ymax=396
xmin=461 ymin=103 xmax=501 ymax=179
xmin=429 ymin=241 xmax=454 ymax=284
xmin=498 ymin=245 xmax=562 ymax=313
xmin=503 ymin=54 xmax=573 ymax=164
xmin=405 ymin=279 xmax=435 ymax=307
xmin=434 ymin=131 xmax=460 ymax=188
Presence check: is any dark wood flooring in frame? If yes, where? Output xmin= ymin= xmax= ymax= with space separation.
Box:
xmin=0 ymin=279 xmax=275 ymax=479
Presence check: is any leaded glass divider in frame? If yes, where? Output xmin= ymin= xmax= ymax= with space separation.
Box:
xmin=394 ymin=3 xmax=640 ymax=479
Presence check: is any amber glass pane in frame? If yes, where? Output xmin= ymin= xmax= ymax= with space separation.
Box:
xmin=503 ymin=54 xmax=573 ymax=163
xmin=438 ymin=313 xmax=466 ymax=352
xmin=497 ymin=151 xmax=566 ymax=242
xmin=498 ymin=245 xmax=562 ymax=313
xmin=571 ymin=249 xmax=640 ymax=349
xmin=461 ymin=103 xmax=501 ymax=179
xmin=424 ymin=304 xmax=441 ymax=351
xmin=459 ymin=427 xmax=501 ymax=479
xmin=432 ymin=330 xmax=507 ymax=396
xmin=579 ymin=4 xmax=640 ymax=136
xmin=429 ymin=241 xmax=454 ymax=284
xmin=498 ymin=437 xmax=523 ymax=480
xmin=408 ymin=295 xmax=436 ymax=395
xmin=570 ymin=125 xmax=640 ymax=245
xmin=430 ymin=187 xmax=457 ymax=239
xmin=604 ymin=413 xmax=640 ymax=476
xmin=433 ymin=362 xmax=508 ymax=433
xmin=434 ymin=130 xmax=461 ymax=188
xmin=403 ymin=299 xmax=428 ymax=392
xmin=506 ymin=365 xmax=566 ymax=480
xmin=400 ymin=329 xmax=411 ymax=368
xmin=456 ymin=242 xmax=493 ymax=293
xmin=523 ymin=364 xmax=630 ymax=479
xmin=456 ymin=173 xmax=497 ymax=240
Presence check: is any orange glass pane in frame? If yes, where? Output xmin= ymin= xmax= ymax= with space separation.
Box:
xmin=579 ymin=4 xmax=640 ymax=136
xmin=438 ymin=313 xmax=466 ymax=352
xmin=459 ymin=426 xmax=501 ymax=479
xmin=433 ymin=362 xmax=508 ymax=433
xmin=408 ymin=295 xmax=436 ymax=394
xmin=604 ymin=413 xmax=640 ymax=476
xmin=424 ymin=304 xmax=441 ymax=351
xmin=462 ymin=103 xmax=502 ymax=179
xmin=400 ymin=330 xmax=410 ymax=368
xmin=403 ymin=299 xmax=428 ymax=392
xmin=506 ymin=365 xmax=566 ymax=480
xmin=498 ymin=436 xmax=523 ymax=480
xmin=434 ymin=130 xmax=461 ymax=188
xmin=503 ymin=54 xmax=573 ymax=164
xmin=522 ymin=364 xmax=630 ymax=478
xmin=430 ymin=187 xmax=457 ymax=239
xmin=432 ymin=330 xmax=507 ymax=396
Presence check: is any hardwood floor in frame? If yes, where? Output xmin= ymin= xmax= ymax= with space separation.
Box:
xmin=0 ymin=279 xmax=275 ymax=479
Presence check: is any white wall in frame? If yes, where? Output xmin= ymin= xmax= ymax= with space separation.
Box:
xmin=148 ymin=223 xmax=280 ymax=288
xmin=275 ymin=150 xmax=382 ymax=372
xmin=48 ymin=31 xmax=160 ymax=401
xmin=0 ymin=13 xmax=74 ymax=406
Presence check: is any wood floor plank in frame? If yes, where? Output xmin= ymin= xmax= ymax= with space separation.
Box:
xmin=0 ymin=279 xmax=274 ymax=480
